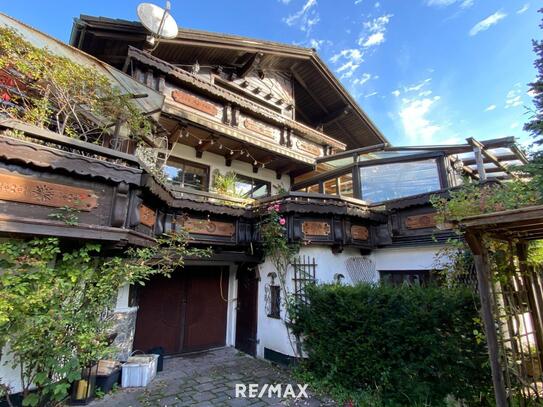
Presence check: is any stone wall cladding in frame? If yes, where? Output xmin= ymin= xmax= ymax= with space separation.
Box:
xmin=110 ymin=307 xmax=138 ymax=361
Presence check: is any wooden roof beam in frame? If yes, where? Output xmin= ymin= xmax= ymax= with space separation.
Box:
xmin=234 ymin=52 xmax=264 ymax=79
xmin=292 ymin=66 xmax=358 ymax=147
xmin=318 ymin=106 xmax=352 ymax=128
xmin=462 ymin=153 xmax=518 ymax=166
xmin=467 ymin=137 xmax=517 ymax=179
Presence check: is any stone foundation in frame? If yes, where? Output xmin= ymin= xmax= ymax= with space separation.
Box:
xmin=110 ymin=307 xmax=138 ymax=361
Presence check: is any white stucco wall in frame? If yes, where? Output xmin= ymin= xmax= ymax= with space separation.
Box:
xmin=0 ymin=346 xmax=25 ymax=394
xmin=168 ymin=143 xmax=290 ymax=194
xmin=255 ymin=244 xmax=448 ymax=359
xmin=371 ymin=245 xmax=448 ymax=273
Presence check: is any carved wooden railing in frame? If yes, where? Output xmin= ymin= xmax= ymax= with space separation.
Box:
xmin=0 ymin=119 xmax=141 ymax=167
xmin=257 ymin=191 xmax=370 ymax=207
xmin=168 ymin=183 xmax=254 ymax=207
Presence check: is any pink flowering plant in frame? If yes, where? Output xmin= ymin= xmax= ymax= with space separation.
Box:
xmin=259 ymin=202 xmax=301 ymax=355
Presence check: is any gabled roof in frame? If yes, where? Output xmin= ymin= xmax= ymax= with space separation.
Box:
xmin=70 ymin=15 xmax=387 ymax=149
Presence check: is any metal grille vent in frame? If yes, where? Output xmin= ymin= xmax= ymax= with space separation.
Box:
xmin=345 ymin=257 xmax=376 ymax=284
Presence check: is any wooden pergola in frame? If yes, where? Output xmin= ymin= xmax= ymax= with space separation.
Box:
xmin=461 ymin=206 xmax=543 ymax=407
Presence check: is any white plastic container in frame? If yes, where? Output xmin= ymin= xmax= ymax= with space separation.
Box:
xmin=121 ymin=354 xmax=158 ymax=387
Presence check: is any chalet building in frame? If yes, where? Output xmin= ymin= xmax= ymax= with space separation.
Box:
xmin=0 ymin=12 xmax=528 ymax=391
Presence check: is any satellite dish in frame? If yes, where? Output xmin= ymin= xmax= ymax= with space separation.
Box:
xmin=137 ymin=2 xmax=178 ymax=40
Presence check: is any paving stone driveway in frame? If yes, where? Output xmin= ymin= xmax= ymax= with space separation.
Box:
xmin=90 ymin=347 xmax=336 ymax=406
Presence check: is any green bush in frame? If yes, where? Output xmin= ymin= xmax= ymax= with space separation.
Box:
xmin=291 ymin=283 xmax=492 ymax=406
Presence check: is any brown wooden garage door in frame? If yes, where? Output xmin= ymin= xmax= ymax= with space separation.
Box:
xmin=133 ymin=267 xmax=229 ymax=354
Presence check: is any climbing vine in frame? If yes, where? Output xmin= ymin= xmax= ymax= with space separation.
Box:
xmin=259 ymin=203 xmax=301 ymax=355
xmin=0 ymin=27 xmax=152 ymax=144
xmin=0 ymin=232 xmax=210 ymax=406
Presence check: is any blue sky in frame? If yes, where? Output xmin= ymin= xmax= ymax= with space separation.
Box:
xmin=2 ymin=0 xmax=540 ymax=147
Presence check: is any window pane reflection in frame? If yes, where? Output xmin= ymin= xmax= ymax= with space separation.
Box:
xmin=360 ymin=159 xmax=440 ymax=203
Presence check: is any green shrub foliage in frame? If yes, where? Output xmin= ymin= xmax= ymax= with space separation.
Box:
xmin=291 ymin=283 xmax=492 ymax=406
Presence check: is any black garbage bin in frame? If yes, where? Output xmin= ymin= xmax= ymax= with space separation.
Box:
xmin=147 ymin=347 xmax=165 ymax=372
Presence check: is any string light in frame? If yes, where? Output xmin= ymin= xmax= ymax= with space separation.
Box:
xmin=180 ymin=128 xmax=270 ymax=168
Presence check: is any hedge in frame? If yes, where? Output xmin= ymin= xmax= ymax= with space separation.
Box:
xmin=291 ymin=283 xmax=492 ymax=406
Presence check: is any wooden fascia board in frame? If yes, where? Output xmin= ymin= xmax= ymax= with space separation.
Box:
xmin=163 ymin=102 xmax=316 ymax=165
xmin=311 ymin=54 xmax=388 ymax=145
xmin=128 ymin=48 xmax=346 ymax=150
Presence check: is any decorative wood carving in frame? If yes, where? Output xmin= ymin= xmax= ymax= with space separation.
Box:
xmin=351 ymin=225 xmax=369 ymax=240
xmin=111 ymin=182 xmax=130 ymax=227
xmin=171 ymin=90 xmax=218 ymax=116
xmin=0 ymin=172 xmax=97 ymax=210
xmin=243 ymin=118 xmax=275 ymax=139
xmin=405 ymin=213 xmax=437 ymax=230
xmin=0 ymin=135 xmax=142 ymax=185
xmin=184 ymin=217 xmax=235 ymax=237
xmin=296 ymin=139 xmax=321 ymax=156
xmin=139 ymin=204 xmax=156 ymax=228
xmin=129 ymin=48 xmax=346 ymax=151
xmin=302 ymin=221 xmax=331 ymax=237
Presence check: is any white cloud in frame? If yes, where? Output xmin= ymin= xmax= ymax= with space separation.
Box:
xmin=426 ymin=0 xmax=474 ymax=8
xmin=308 ymin=38 xmax=324 ymax=50
xmin=283 ymin=0 xmax=320 ymax=32
xmin=404 ymin=78 xmax=432 ymax=93
xmin=505 ymin=83 xmax=523 ymax=109
xmin=469 ymin=11 xmax=507 ymax=36
xmin=511 ymin=122 xmax=520 ymax=129
xmin=359 ymin=14 xmax=393 ymax=48
xmin=337 ymin=61 xmax=360 ymax=79
xmin=396 ymin=78 xmax=444 ymax=143
xmin=354 ymin=0 xmax=363 ymax=4
xmin=484 ymin=104 xmax=496 ymax=111
xmin=330 ymin=48 xmax=363 ymax=64
xmin=517 ymin=4 xmax=530 ymax=14
xmin=399 ymin=96 xmax=442 ymax=143
xmin=362 ymin=32 xmax=385 ymax=47
xmin=278 ymin=0 xmax=292 ymax=4
xmin=374 ymin=2 xmax=380 ymax=7
xmin=365 ymin=91 xmax=378 ymax=98
xmin=330 ymin=49 xmax=365 ymax=78
xmin=353 ymin=73 xmax=373 ymax=86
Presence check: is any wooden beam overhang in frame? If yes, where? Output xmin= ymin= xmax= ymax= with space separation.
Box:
xmin=225 ymin=149 xmax=243 ymax=166
xmin=127 ymin=47 xmax=346 ymax=151
xmin=318 ymin=106 xmax=352 ymax=127
xmin=462 ymin=154 xmax=518 ymax=166
xmin=0 ymin=214 xmax=155 ymax=247
xmin=467 ymin=137 xmax=518 ymax=180
xmin=195 ymin=135 xmax=218 ymax=158
xmin=163 ymin=102 xmax=316 ymax=165
xmin=291 ymin=66 xmax=358 ymax=148
xmin=235 ymin=52 xmax=264 ymax=79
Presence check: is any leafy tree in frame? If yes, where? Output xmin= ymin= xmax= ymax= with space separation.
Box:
xmin=0 ymin=234 xmax=209 ymax=406
xmin=523 ymin=9 xmax=543 ymax=194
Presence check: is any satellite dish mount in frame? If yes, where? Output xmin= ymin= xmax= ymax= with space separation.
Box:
xmin=137 ymin=1 xmax=179 ymax=52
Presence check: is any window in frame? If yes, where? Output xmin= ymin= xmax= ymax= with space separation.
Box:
xmin=360 ymin=158 xmax=441 ymax=203
xmin=379 ymin=270 xmax=431 ymax=286
xmin=338 ymin=173 xmax=354 ymax=197
xmin=323 ymin=179 xmax=338 ymax=195
xmin=305 ymin=184 xmax=319 ymax=193
xmin=268 ymin=286 xmax=281 ymax=318
xmin=163 ymin=158 xmax=209 ymax=191
xmin=235 ymin=175 xmax=271 ymax=198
